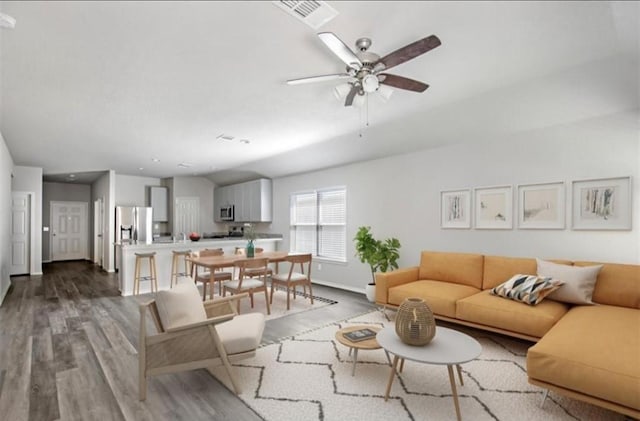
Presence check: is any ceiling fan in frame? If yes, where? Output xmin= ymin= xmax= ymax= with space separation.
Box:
xmin=287 ymin=32 xmax=441 ymax=106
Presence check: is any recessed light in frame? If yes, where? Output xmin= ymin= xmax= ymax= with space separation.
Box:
xmin=68 ymin=174 xmax=76 ymax=178
xmin=239 ymin=139 xmax=250 ymax=144
xmin=216 ymin=134 xmax=235 ymax=141
xmin=151 ymin=158 xmax=160 ymax=163
xmin=139 ymin=167 xmax=144 ymax=170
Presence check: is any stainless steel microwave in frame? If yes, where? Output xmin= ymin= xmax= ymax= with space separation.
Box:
xmin=220 ymin=205 xmax=234 ymax=221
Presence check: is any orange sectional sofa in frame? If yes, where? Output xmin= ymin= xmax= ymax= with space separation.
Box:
xmin=375 ymin=251 xmax=640 ymax=418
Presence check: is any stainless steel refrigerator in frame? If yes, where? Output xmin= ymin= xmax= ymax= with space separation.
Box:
xmin=114 ymin=206 xmax=153 ymax=272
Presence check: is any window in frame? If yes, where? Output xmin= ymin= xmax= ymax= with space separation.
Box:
xmin=290 ymin=187 xmax=346 ymax=261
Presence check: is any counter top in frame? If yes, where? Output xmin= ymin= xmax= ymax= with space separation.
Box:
xmin=115 ymin=236 xmax=282 ymax=250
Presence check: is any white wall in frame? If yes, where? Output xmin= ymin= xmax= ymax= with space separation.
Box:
xmin=0 ymin=131 xmax=13 ymax=305
xmin=42 ymin=182 xmax=91 ymax=262
xmin=115 ymin=174 xmax=162 ymax=206
xmin=271 ymin=113 xmax=640 ymax=292
xmin=12 ymin=165 xmax=43 ymax=275
xmin=92 ymin=170 xmax=115 ymax=272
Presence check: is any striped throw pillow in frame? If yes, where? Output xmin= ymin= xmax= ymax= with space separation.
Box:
xmin=491 ymin=274 xmax=564 ymax=306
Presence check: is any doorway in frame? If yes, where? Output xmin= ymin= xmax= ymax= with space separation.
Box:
xmin=10 ymin=192 xmax=31 ymax=275
xmin=93 ymin=197 xmax=104 ymax=268
xmin=51 ymin=201 xmax=89 ymax=261
xmin=174 ymin=197 xmax=200 ymax=236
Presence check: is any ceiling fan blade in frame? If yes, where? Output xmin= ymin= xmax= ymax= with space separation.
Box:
xmin=379 ymin=74 xmax=429 ymax=92
xmin=286 ymin=73 xmax=352 ymax=85
xmin=318 ymin=32 xmax=362 ymax=70
xmin=344 ymin=84 xmax=359 ymax=106
xmin=376 ymin=35 xmax=441 ymax=72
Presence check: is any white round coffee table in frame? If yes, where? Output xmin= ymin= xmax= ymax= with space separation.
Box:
xmin=376 ymin=326 xmax=482 ymax=421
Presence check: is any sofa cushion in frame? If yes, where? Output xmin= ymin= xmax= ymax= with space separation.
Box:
xmin=456 ymin=289 xmax=569 ymax=338
xmin=482 ymin=256 xmax=574 ymax=290
xmin=575 ymin=261 xmax=640 ymax=309
xmin=527 ymin=305 xmax=640 ymax=411
xmin=491 ymin=274 xmax=563 ymax=305
xmin=537 ymin=259 xmax=602 ymax=305
xmin=155 ymin=280 xmax=207 ymax=330
xmin=419 ymin=251 xmax=484 ymax=289
xmin=388 ymin=280 xmax=480 ymax=318
xmin=216 ymin=312 xmax=265 ymax=355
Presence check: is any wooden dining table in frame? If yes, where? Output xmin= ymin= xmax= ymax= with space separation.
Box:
xmin=186 ymin=251 xmax=292 ymax=297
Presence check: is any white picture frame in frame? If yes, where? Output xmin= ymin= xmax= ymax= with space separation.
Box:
xmin=474 ymin=185 xmax=513 ymax=229
xmin=572 ymin=176 xmax=632 ymax=230
xmin=441 ymin=189 xmax=471 ymax=229
xmin=517 ymin=182 xmax=565 ymax=229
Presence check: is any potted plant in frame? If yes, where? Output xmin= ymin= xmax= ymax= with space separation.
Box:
xmin=354 ymin=226 xmax=401 ymax=302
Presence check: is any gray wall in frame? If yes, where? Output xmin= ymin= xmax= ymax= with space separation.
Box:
xmin=93 ymin=170 xmax=115 ymax=272
xmin=0 ymin=131 xmax=13 ymax=304
xmin=11 ymin=165 xmax=43 ymax=275
xmin=173 ymin=176 xmax=220 ymax=234
xmin=271 ymin=112 xmax=640 ymax=292
xmin=115 ymin=174 xmax=162 ymax=206
xmin=42 ymin=182 xmax=91 ymax=262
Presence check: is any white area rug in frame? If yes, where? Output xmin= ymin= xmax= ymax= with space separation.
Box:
xmin=211 ymin=310 xmax=625 ymax=421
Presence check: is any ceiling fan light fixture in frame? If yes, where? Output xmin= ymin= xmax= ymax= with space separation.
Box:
xmin=377 ymin=84 xmax=393 ymax=102
xmin=334 ymin=83 xmax=352 ymax=101
xmin=362 ymin=74 xmax=379 ymax=93
xmin=353 ymin=93 xmax=366 ymax=108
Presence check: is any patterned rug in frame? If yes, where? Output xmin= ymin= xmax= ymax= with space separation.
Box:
xmin=211 ymin=310 xmax=625 ymax=421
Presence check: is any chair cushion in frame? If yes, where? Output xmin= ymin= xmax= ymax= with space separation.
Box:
xmin=216 ymin=312 xmax=265 ymax=355
xmin=537 ymin=258 xmax=602 ymax=305
xmin=457 ymin=289 xmax=569 ymax=338
xmin=388 ymin=280 xmax=480 ymax=318
xmin=224 ymin=278 xmax=264 ymax=289
xmin=271 ymin=272 xmax=308 ymax=282
xmin=155 ymin=279 xmax=207 ymax=330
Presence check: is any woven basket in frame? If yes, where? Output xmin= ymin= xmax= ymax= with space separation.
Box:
xmin=395 ymin=297 xmax=436 ymax=346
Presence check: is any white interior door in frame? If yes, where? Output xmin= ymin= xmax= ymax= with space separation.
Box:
xmin=174 ymin=197 xmax=200 ymax=235
xmin=51 ymin=201 xmax=89 ymax=261
xmin=10 ymin=192 xmax=30 ymax=275
xmin=93 ymin=198 xmax=104 ymax=267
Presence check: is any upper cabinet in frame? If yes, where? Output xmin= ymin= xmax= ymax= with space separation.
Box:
xmin=214 ymin=178 xmax=272 ymax=222
xmin=149 ymin=186 xmax=168 ymax=222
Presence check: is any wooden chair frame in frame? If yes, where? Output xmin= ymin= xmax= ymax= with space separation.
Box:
xmin=138 ymin=293 xmax=254 ymax=400
xmin=224 ymin=257 xmax=271 ymax=315
xmin=192 ymin=248 xmax=232 ymax=300
xmin=269 ymin=253 xmax=313 ymax=310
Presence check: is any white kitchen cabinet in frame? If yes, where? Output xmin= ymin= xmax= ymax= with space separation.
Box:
xmin=150 ymin=186 xmax=168 ymax=222
xmin=214 ymin=178 xmax=272 ymax=222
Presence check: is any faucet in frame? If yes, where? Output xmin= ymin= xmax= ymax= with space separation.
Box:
xmin=181 ymin=232 xmax=187 ymax=242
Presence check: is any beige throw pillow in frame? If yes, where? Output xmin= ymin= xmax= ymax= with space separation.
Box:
xmin=536 ymin=259 xmax=602 ymax=305
xmin=155 ymin=279 xmax=207 ymax=330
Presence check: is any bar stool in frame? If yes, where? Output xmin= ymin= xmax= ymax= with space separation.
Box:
xmin=170 ymin=249 xmax=191 ymax=288
xmin=133 ymin=252 xmax=158 ymax=295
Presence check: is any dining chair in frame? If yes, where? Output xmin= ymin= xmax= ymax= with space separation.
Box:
xmin=192 ymin=248 xmax=232 ymax=300
xmin=224 ymin=257 xmax=271 ymax=315
xmin=270 ymin=253 xmax=313 ymax=310
xmin=232 ymin=247 xmax=272 ymax=279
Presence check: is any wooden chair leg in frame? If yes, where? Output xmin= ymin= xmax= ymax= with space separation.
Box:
xmin=307 ymin=281 xmax=314 ymax=305
xmin=270 ymin=282 xmax=275 ymax=304
xmin=286 ymin=285 xmax=291 ymax=310
xmin=264 ymin=286 xmax=271 ymax=315
xmin=250 ymin=292 xmax=254 ymax=308
xmin=202 ymin=281 xmax=207 ymax=302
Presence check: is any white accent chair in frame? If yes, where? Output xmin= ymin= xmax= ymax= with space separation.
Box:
xmin=138 ymin=279 xmax=264 ymax=400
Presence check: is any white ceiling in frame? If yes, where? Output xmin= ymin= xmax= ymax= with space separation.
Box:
xmin=1 ymin=1 xmax=638 ymax=185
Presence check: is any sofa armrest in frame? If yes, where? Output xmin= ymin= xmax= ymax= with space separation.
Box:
xmin=375 ymin=266 xmax=420 ymax=305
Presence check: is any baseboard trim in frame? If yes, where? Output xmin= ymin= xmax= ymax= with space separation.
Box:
xmin=311 ymin=279 xmax=364 ymax=294
xmin=31 ymin=272 xmax=43 ymax=276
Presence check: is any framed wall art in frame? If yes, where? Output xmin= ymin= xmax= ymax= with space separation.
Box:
xmin=474 ymin=185 xmax=513 ymax=229
xmin=517 ymin=182 xmax=565 ymax=229
xmin=572 ymin=176 xmax=631 ymax=230
xmin=441 ymin=189 xmax=471 ymax=229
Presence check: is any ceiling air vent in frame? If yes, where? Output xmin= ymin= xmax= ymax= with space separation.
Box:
xmin=272 ymin=1 xmax=338 ymax=30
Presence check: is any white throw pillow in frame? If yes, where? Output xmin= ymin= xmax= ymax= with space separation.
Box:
xmin=536 ymin=259 xmax=603 ymax=305
xmin=155 ymin=279 xmax=207 ymax=330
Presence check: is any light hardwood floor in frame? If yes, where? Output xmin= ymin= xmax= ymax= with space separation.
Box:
xmin=0 ymin=261 xmax=375 ymax=421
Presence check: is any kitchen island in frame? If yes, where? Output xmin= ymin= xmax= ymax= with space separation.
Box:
xmin=115 ymin=237 xmax=282 ymax=296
